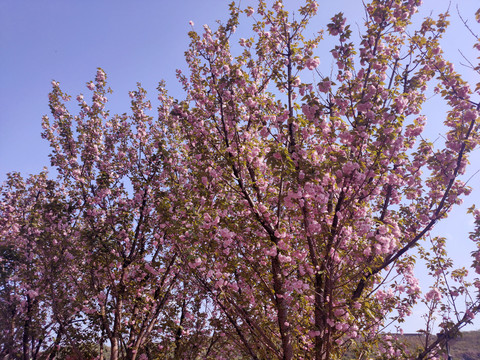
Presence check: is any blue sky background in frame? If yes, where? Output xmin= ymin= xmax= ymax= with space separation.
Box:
xmin=1 ymin=0 xmax=480 ymax=333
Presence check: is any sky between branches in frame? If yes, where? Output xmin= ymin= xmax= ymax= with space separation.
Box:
xmin=1 ymin=0 xmax=479 ymax=333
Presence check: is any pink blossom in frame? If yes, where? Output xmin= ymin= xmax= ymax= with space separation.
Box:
xmin=318 ymin=80 xmax=331 ymax=93
xmin=273 ymin=2 xmax=283 ymax=12
xmin=425 ymin=288 xmax=441 ymax=302
xmin=292 ymin=77 xmax=301 ymax=87
xmin=305 ymin=57 xmax=320 ymax=70
xmin=466 ymin=309 xmax=475 ymax=320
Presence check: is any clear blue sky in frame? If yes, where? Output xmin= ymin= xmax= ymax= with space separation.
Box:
xmin=1 ymin=0 xmax=479 ymax=333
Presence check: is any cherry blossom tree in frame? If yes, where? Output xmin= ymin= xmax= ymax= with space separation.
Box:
xmin=1 ymin=0 xmax=480 ymax=359
xmin=170 ymin=0 xmax=480 ymax=359
xmin=40 ymin=75 xmax=211 ymax=360
xmin=0 ymin=172 xmax=88 ymax=359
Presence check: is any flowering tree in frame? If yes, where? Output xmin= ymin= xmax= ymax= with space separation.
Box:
xmin=0 ymin=172 xmax=82 ymax=359
xmin=1 ymin=75 xmax=213 ymax=359
xmin=171 ymin=0 xmax=480 ymax=358
xmin=1 ymin=0 xmax=480 ymax=359
xmin=40 ymin=76 xmax=214 ymax=360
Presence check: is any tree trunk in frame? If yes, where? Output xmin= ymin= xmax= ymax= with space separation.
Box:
xmin=110 ymin=337 xmax=119 ymax=360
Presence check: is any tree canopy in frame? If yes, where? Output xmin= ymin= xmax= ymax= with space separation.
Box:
xmin=1 ymin=1 xmax=480 ymax=359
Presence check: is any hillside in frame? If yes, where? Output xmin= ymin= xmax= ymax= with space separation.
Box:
xmin=401 ymin=331 xmax=480 ymax=360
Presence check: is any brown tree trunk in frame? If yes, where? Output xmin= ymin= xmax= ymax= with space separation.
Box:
xmin=110 ymin=337 xmax=119 ymax=360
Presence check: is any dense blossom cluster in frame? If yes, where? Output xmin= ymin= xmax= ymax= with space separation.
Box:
xmin=1 ymin=1 xmax=480 ymax=359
